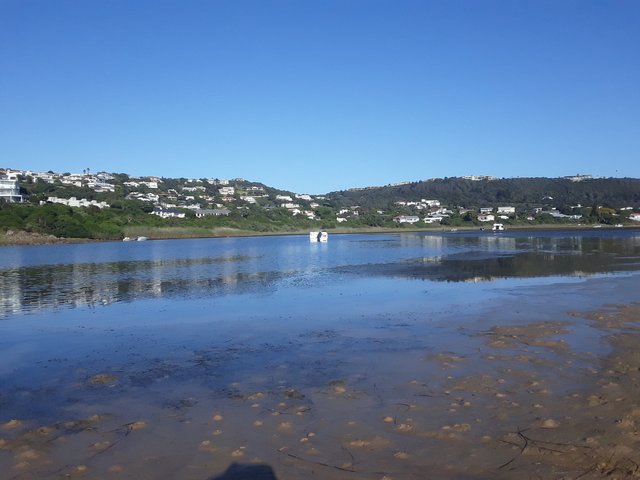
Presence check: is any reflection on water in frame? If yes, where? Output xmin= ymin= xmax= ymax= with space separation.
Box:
xmin=1 ymin=230 xmax=639 ymax=317
xmin=0 ymin=255 xmax=285 ymax=316
xmin=356 ymin=233 xmax=640 ymax=282
xmin=351 ymin=250 xmax=640 ymax=283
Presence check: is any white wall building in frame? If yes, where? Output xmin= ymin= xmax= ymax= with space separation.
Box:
xmin=0 ymin=176 xmax=22 ymax=202
xmin=393 ymin=215 xmax=420 ymax=224
xmin=47 ymin=196 xmax=109 ymax=209
xmin=497 ymin=206 xmax=516 ymax=215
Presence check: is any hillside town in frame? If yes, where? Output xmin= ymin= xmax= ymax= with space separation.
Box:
xmin=1 ymin=167 xmax=640 ymax=241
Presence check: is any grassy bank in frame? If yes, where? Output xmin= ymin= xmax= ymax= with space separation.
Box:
xmin=0 ymin=230 xmax=92 ymax=246
xmin=2 ymin=223 xmax=638 ymax=246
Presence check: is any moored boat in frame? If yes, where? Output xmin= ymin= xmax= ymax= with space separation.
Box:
xmin=309 ymin=231 xmax=328 ymax=243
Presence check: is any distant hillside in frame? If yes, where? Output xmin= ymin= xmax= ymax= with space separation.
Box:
xmin=325 ymin=177 xmax=640 ymax=209
xmin=2 ymin=168 xmax=640 ymax=241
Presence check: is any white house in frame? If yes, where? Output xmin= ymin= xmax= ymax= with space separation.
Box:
xmin=478 ymin=214 xmax=495 ymax=222
xmin=195 ymin=208 xmax=230 ymax=217
xmin=497 ymin=206 xmax=516 ymax=215
xmin=629 ymin=213 xmax=640 ymax=222
xmin=127 ymin=192 xmax=159 ymax=203
xmin=393 ymin=215 xmax=420 ymax=224
xmin=88 ymin=181 xmax=115 ymax=192
xmin=0 ymin=176 xmax=22 ymax=202
xmin=47 ymin=196 xmax=109 ymax=209
xmin=151 ymin=207 xmax=185 ymax=218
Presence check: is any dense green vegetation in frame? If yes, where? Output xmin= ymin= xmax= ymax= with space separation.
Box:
xmin=1 ymin=174 xmax=639 ymax=240
xmin=326 ymin=177 xmax=640 ymax=210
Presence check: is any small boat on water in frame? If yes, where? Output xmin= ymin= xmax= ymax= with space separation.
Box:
xmin=309 ymin=231 xmax=328 ymax=243
xmin=123 ymin=236 xmax=148 ymax=242
xmin=492 ymin=223 xmax=505 ymax=232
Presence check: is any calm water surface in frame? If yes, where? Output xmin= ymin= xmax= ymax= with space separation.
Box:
xmin=1 ymin=230 xmax=640 ymax=479
xmin=2 ymin=230 xmax=639 ymax=317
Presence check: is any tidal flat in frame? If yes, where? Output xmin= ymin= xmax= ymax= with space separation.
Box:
xmin=1 ymin=231 xmax=640 ymax=479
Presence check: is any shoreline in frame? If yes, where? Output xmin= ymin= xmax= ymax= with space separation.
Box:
xmin=1 ymin=223 xmax=638 ymax=246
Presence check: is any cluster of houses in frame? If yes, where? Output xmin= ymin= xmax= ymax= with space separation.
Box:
xmin=1 ymin=168 xmax=333 ymax=220
xmin=392 ymin=201 xmax=518 ymax=224
xmin=3 ymin=167 xmax=640 ymax=225
xmin=390 ymin=203 xmax=640 ymax=225
xmin=45 ymin=196 xmax=110 ymax=209
xmin=393 ymin=199 xmax=453 ymax=224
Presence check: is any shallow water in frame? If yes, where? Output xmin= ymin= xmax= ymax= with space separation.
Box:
xmin=1 ymin=230 xmax=640 ymax=479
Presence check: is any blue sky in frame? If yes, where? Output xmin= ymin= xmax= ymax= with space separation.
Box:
xmin=1 ymin=0 xmax=639 ymax=194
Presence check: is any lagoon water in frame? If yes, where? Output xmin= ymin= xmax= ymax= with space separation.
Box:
xmin=1 ymin=230 xmax=640 ymax=479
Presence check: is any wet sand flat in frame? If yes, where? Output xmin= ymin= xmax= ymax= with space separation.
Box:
xmin=1 ymin=277 xmax=640 ymax=479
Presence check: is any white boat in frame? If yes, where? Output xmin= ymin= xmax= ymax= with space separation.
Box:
xmin=492 ymin=223 xmax=505 ymax=232
xmin=136 ymin=236 xmax=148 ymax=241
xmin=309 ymin=231 xmax=328 ymax=243
xmin=122 ymin=236 xmax=132 ymax=242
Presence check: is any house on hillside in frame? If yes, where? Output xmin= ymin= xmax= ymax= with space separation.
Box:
xmin=497 ymin=206 xmax=516 ymax=215
xmin=478 ymin=214 xmax=495 ymax=222
xmin=46 ymin=196 xmax=109 ymax=209
xmin=151 ymin=207 xmax=185 ymax=219
xmin=88 ymin=181 xmax=115 ymax=192
xmin=0 ymin=176 xmax=22 ymax=202
xmin=195 ymin=208 xmax=230 ymax=217
xmin=393 ymin=215 xmax=420 ymax=224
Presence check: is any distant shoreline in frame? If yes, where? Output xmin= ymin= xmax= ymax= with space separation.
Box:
xmin=2 ymin=223 xmax=639 ymax=247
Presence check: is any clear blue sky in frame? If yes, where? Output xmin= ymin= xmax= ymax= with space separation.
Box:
xmin=1 ymin=0 xmax=639 ymax=194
